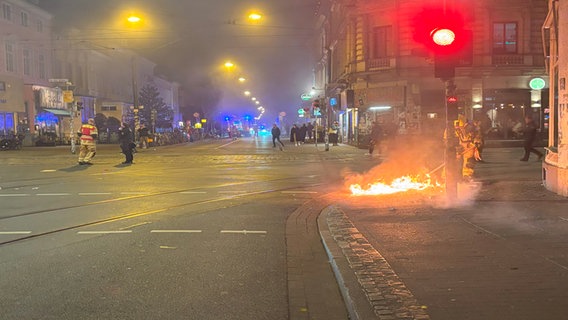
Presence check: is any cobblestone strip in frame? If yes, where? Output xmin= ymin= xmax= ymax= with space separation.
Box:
xmin=326 ymin=206 xmax=431 ymax=320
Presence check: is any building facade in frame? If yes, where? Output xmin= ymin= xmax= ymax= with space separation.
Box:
xmin=0 ymin=0 xmax=182 ymax=146
xmin=314 ymin=0 xmax=548 ymax=148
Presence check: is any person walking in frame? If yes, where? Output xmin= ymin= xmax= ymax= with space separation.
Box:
xmin=77 ymin=118 xmax=98 ymax=165
xmin=290 ymin=124 xmax=299 ymax=146
xmin=118 ymin=122 xmax=135 ymax=164
xmin=271 ymin=123 xmax=285 ymax=150
xmin=299 ymin=123 xmax=307 ymax=144
xmin=520 ymin=115 xmax=544 ymax=161
xmin=138 ymin=124 xmax=149 ymax=149
xmin=368 ymin=121 xmax=382 ymax=156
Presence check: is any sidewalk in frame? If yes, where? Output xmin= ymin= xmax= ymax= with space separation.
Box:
xmin=318 ymin=147 xmax=568 ymax=320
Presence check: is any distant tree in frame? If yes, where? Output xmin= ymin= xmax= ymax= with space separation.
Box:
xmin=137 ymin=83 xmax=173 ymax=131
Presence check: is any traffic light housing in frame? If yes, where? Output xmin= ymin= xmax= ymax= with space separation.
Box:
xmin=412 ymin=6 xmax=472 ymax=79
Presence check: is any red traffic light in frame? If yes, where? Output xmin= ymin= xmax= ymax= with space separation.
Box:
xmin=412 ymin=6 xmax=470 ymax=56
xmin=447 ymin=96 xmax=458 ymax=103
xmin=431 ymin=28 xmax=456 ymax=46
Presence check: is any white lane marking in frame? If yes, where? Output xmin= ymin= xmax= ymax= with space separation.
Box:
xmin=159 ymin=246 xmax=177 ymax=249
xmin=40 ymin=169 xmax=57 ymax=173
xmin=215 ymin=139 xmax=239 ymax=149
xmin=281 ymin=191 xmax=318 ymax=194
xmin=79 ymin=192 xmax=112 ymax=196
xmin=179 ymin=191 xmax=207 ymax=194
xmin=0 ymin=231 xmax=32 ymax=235
xmin=77 ymin=230 xmax=133 ymax=234
xmin=151 ymin=230 xmax=202 ymax=233
xmin=220 ymin=230 xmax=267 ymax=235
xmin=37 ymin=193 xmax=71 ymax=196
xmin=560 ymin=217 xmax=568 ymax=222
xmin=0 ymin=194 xmax=30 ymax=197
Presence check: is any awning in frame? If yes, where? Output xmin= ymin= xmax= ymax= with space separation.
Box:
xmin=43 ymin=108 xmax=71 ymax=116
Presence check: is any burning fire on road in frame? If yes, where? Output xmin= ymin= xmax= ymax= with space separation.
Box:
xmin=349 ymin=175 xmax=441 ymax=196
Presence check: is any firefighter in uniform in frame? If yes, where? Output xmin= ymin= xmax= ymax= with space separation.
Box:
xmin=77 ymin=118 xmax=98 ymax=165
xmin=454 ymin=116 xmax=481 ymax=181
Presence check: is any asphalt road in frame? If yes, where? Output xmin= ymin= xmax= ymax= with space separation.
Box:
xmin=0 ymin=137 xmax=365 ymax=320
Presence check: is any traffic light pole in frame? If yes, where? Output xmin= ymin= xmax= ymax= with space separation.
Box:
xmin=444 ymin=78 xmax=459 ymax=200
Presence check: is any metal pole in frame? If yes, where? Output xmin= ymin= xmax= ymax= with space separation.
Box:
xmin=444 ymin=78 xmax=458 ymax=200
xmin=131 ymin=56 xmax=140 ymax=143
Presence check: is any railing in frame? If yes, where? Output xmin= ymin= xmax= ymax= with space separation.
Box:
xmin=492 ymin=54 xmax=525 ymax=65
xmin=367 ymin=57 xmax=395 ymax=69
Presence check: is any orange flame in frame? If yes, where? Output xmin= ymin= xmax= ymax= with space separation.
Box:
xmin=350 ymin=175 xmax=440 ymax=196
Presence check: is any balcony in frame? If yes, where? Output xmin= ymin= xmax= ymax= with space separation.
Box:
xmin=492 ymin=54 xmax=527 ymax=66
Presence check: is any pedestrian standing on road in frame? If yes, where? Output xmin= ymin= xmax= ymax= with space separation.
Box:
xmin=138 ymin=124 xmax=149 ymax=149
xmin=272 ymin=123 xmax=285 ymax=150
xmin=77 ymin=118 xmax=98 ymax=165
xmin=299 ymin=124 xmax=307 ymax=144
xmin=368 ymin=121 xmax=382 ymax=157
xmin=290 ymin=124 xmax=299 ymax=146
xmin=306 ymin=122 xmax=314 ymax=142
xmin=520 ymin=115 xmax=544 ymax=162
xmin=118 ymin=122 xmax=135 ymax=164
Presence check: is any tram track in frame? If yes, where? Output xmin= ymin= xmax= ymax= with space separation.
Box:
xmin=0 ymin=180 xmax=323 ymax=247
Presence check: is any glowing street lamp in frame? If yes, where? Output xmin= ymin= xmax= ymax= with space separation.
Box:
xmin=244 ymin=91 xmax=251 ymax=96
xmin=127 ymin=15 xmax=141 ymax=23
xmin=224 ymin=61 xmax=234 ymax=68
xmin=238 ymin=77 xmax=246 ymax=83
xmin=248 ymin=12 xmax=262 ymax=21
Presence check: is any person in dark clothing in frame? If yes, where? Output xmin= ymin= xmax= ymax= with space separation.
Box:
xmin=118 ymin=122 xmax=135 ymax=164
xmin=290 ymin=124 xmax=299 ymax=146
xmin=299 ymin=124 xmax=307 ymax=143
xmin=368 ymin=121 xmax=382 ymax=156
xmin=520 ymin=115 xmax=544 ymax=161
xmin=271 ymin=124 xmax=284 ymax=150
xmin=306 ymin=122 xmax=314 ymax=141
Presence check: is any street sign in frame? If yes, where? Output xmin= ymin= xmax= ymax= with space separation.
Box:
xmin=300 ymin=93 xmax=312 ymax=101
xmin=48 ymin=78 xmax=69 ymax=83
xmin=63 ymin=90 xmax=74 ymax=103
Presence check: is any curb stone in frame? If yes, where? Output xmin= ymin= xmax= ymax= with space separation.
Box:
xmin=320 ymin=205 xmax=431 ymax=320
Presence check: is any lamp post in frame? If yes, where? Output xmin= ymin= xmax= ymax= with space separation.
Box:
xmin=131 ymin=55 xmax=141 ymax=143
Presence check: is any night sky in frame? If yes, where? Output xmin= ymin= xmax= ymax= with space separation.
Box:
xmin=36 ymin=0 xmax=320 ymax=122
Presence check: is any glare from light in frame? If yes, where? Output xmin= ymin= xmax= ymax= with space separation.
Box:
xmin=248 ymin=12 xmax=262 ymax=21
xmin=127 ymin=15 xmax=141 ymax=23
xmin=368 ymin=106 xmax=392 ymax=111
xmin=255 ymin=101 xmax=260 ymax=105
xmin=244 ymin=91 xmax=251 ymax=96
xmin=431 ymin=28 xmax=455 ymax=46
xmin=251 ymin=97 xmax=257 ymax=101
xmin=224 ymin=61 xmax=234 ymax=68
xmin=238 ymin=77 xmax=246 ymax=82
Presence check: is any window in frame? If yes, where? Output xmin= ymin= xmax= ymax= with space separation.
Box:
xmin=5 ymin=42 xmax=15 ymax=72
xmin=370 ymin=26 xmax=393 ymax=59
xmin=38 ymin=53 xmax=46 ymax=79
xmin=0 ymin=81 xmax=5 ymax=91
xmin=101 ymin=105 xmax=117 ymax=111
xmin=2 ymin=3 xmax=11 ymax=21
xmin=20 ymin=11 xmax=28 ymax=27
xmin=23 ymin=49 xmax=31 ymax=76
xmin=493 ymin=22 xmax=517 ymax=54
xmin=36 ymin=19 xmax=43 ymax=33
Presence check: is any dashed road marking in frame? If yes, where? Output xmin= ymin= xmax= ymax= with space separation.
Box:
xmin=40 ymin=170 xmax=57 ymax=173
xmin=220 ymin=230 xmax=267 ymax=235
xmin=0 ymin=194 xmax=30 ymax=197
xmin=150 ymin=230 xmax=202 ymax=233
xmin=37 ymin=193 xmax=71 ymax=196
xmin=0 ymin=231 xmax=32 ymax=235
xmin=77 ymin=230 xmax=133 ymax=234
